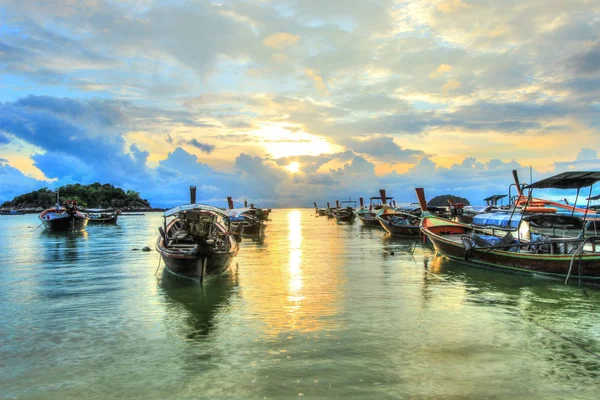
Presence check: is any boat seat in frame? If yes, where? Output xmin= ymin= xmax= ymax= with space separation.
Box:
xmin=169 ymin=231 xmax=189 ymax=242
xmin=168 ymin=243 xmax=197 ymax=249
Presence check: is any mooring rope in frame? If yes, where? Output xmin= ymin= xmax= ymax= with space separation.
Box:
xmin=154 ymin=256 xmax=162 ymax=277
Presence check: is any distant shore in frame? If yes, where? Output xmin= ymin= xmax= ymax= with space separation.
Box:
xmin=0 ymin=207 xmax=166 ymax=215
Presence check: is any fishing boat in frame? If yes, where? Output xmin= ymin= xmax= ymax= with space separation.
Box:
xmin=241 ymin=198 xmax=271 ymax=221
xmin=417 ymin=172 xmax=600 ymax=286
xmin=447 ymin=199 xmax=486 ymax=224
xmin=313 ymin=202 xmax=328 ymax=216
xmin=326 ymin=202 xmax=337 ymax=218
xmin=332 ymin=199 xmax=357 ymax=222
xmin=471 ymin=170 xmax=600 ymax=235
xmin=226 ymin=197 xmax=267 ymax=235
xmin=85 ymin=209 xmax=121 ymax=224
xmin=376 ymin=205 xmax=421 ymax=236
xmin=38 ymin=191 xmax=88 ymax=232
xmin=357 ymin=190 xmax=391 ymax=226
xmin=156 ymin=187 xmax=240 ymax=282
xmin=483 ymin=194 xmax=509 ymax=210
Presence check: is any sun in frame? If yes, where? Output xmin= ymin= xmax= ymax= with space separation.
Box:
xmin=285 ymin=162 xmax=300 ymax=173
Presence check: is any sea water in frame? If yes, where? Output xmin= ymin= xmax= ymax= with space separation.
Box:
xmin=1 ymin=210 xmax=599 ymax=399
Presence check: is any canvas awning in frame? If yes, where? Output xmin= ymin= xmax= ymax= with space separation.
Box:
xmin=524 ymin=171 xmax=600 ymax=190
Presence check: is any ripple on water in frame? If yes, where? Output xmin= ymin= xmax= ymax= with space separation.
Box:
xmin=1 ymin=211 xmax=600 ymax=399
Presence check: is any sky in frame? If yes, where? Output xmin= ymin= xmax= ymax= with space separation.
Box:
xmin=1 ymin=0 xmax=600 ymax=208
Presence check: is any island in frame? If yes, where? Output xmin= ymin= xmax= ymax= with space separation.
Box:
xmin=0 ymin=183 xmax=164 ymax=214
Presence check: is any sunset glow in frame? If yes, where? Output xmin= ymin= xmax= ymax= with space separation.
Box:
xmin=285 ymin=162 xmax=301 ymax=174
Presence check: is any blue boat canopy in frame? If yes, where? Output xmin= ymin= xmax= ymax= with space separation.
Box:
xmin=473 ymin=212 xmax=520 ymax=228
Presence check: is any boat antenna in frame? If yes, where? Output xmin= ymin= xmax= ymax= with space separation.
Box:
xmin=582 ymin=185 xmax=593 ymax=237
xmin=507 ymin=170 xmax=527 ymax=229
xmin=572 ymin=188 xmax=581 ymax=217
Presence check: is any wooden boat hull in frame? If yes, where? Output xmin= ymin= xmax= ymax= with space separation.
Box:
xmin=157 ymin=237 xmax=238 ymax=281
xmin=421 ymin=217 xmax=600 ymax=284
xmin=333 ymin=210 xmax=355 ymax=222
xmin=233 ymin=221 xmax=265 ymax=235
xmin=39 ymin=215 xmax=88 ymax=232
xmin=87 ymin=215 xmax=119 ymax=224
xmin=357 ymin=214 xmax=380 ymax=226
xmin=334 ymin=215 xmax=355 ymax=222
xmin=377 ymin=218 xmax=420 ymax=236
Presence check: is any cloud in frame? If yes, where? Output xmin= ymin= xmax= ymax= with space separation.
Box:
xmin=437 ymin=0 xmax=472 ymax=14
xmin=442 ymin=79 xmax=461 ymax=92
xmin=0 ymin=95 xmax=150 ymax=185
xmin=553 ymin=147 xmax=600 ymax=171
xmin=263 ymin=32 xmax=300 ymax=49
xmin=305 ymin=68 xmax=330 ymax=96
xmin=342 ymin=136 xmax=426 ymax=163
xmin=1 ymin=2 xmax=600 ymax=208
xmin=0 ymin=161 xmax=45 ymax=205
xmin=569 ymin=44 xmax=600 ymax=74
xmin=0 ymin=132 xmax=10 ymax=145
xmin=428 ymin=63 xmax=453 ymax=78
xmin=576 ymin=148 xmax=598 ymax=161
xmin=187 ymin=139 xmax=215 ymax=154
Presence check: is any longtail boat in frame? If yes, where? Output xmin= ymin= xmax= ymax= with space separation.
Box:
xmin=156 ymin=187 xmax=240 ymax=282
xmin=417 ymin=172 xmax=600 ymax=286
xmin=326 ymin=201 xmax=339 ymax=218
xmin=226 ymin=197 xmax=267 ymax=235
xmin=38 ymin=191 xmax=88 ymax=232
xmin=314 ymin=202 xmax=328 ymax=216
xmin=332 ymin=199 xmax=357 ymax=222
xmin=85 ymin=209 xmax=121 ymax=224
xmin=357 ymin=190 xmax=390 ymax=226
xmin=376 ymin=205 xmax=421 ymax=236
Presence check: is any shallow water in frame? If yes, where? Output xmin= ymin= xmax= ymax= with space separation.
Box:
xmin=1 ymin=210 xmax=600 ymax=399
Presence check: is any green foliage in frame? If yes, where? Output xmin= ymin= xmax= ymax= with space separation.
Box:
xmin=427 ymin=194 xmax=470 ymax=207
xmin=1 ymin=184 xmax=152 ymax=209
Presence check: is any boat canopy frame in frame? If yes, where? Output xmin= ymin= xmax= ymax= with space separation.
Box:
xmin=511 ymin=171 xmax=600 ymax=239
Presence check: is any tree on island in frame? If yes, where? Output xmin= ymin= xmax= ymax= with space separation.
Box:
xmin=427 ymin=194 xmax=470 ymax=207
xmin=1 ymin=183 xmax=153 ymax=210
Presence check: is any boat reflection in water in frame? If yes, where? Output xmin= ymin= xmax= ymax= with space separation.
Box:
xmin=160 ymin=269 xmax=239 ymax=339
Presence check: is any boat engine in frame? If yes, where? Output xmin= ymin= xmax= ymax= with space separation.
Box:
xmin=182 ymin=210 xmax=216 ymax=241
xmin=64 ymin=200 xmax=78 ymax=215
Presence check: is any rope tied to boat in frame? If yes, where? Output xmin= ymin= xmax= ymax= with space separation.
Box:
xmin=29 ymin=223 xmax=44 ymax=232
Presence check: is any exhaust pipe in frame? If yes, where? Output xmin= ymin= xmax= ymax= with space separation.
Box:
xmin=227 ymin=196 xmax=234 ymax=210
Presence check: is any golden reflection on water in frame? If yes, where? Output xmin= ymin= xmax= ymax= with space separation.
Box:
xmin=287 ymin=210 xmax=303 ymax=302
xmin=242 ymin=209 xmax=344 ymax=337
